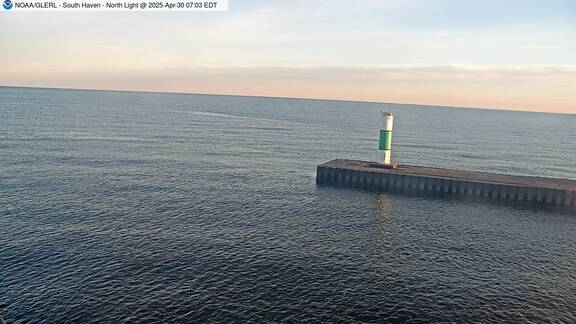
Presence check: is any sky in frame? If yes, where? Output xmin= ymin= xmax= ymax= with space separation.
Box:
xmin=1 ymin=0 xmax=575 ymax=113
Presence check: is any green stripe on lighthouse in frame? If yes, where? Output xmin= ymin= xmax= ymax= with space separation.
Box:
xmin=379 ymin=130 xmax=392 ymax=150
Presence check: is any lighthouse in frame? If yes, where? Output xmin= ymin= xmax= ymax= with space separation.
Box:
xmin=378 ymin=111 xmax=395 ymax=167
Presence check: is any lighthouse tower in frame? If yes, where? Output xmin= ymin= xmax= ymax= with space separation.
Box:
xmin=378 ymin=111 xmax=395 ymax=167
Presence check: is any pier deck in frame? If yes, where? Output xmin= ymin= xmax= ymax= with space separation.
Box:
xmin=316 ymin=159 xmax=576 ymax=209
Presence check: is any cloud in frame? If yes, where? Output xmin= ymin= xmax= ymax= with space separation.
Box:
xmin=1 ymin=0 xmax=574 ymax=113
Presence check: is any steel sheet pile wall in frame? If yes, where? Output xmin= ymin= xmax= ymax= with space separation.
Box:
xmin=317 ymin=160 xmax=576 ymax=209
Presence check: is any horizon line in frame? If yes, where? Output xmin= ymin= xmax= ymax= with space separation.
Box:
xmin=1 ymin=84 xmax=574 ymax=116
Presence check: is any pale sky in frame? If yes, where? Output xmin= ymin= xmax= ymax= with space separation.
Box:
xmin=1 ymin=0 xmax=575 ymax=113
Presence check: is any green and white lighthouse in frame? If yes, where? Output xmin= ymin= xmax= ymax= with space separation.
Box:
xmin=378 ymin=111 xmax=394 ymax=165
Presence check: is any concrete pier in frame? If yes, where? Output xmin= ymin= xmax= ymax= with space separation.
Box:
xmin=316 ymin=159 xmax=576 ymax=209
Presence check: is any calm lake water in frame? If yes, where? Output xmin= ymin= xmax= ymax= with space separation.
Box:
xmin=1 ymin=86 xmax=575 ymax=323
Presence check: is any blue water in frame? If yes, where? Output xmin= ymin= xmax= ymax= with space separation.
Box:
xmin=1 ymin=86 xmax=576 ymax=323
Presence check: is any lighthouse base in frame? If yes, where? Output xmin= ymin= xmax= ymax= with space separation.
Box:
xmin=368 ymin=162 xmax=398 ymax=169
